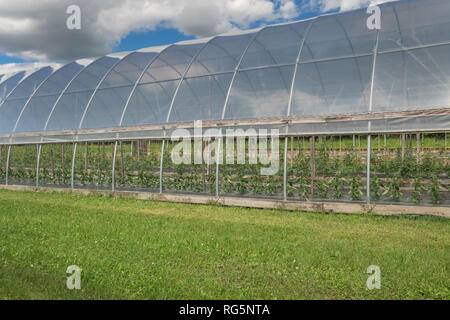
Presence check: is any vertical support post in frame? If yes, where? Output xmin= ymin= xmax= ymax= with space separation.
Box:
xmin=290 ymin=136 xmax=294 ymax=166
xmin=215 ymin=132 xmax=222 ymax=197
xmin=416 ymin=133 xmax=420 ymax=155
xmin=137 ymin=140 xmax=141 ymax=170
xmin=6 ymin=145 xmax=11 ymax=186
xmin=159 ymin=140 xmax=166 ymax=194
xmin=71 ymin=143 xmax=77 ymax=189
xmin=61 ymin=144 xmax=65 ymax=172
xmin=120 ymin=141 xmax=125 ymax=179
xmin=310 ymin=136 xmax=316 ymax=199
xmin=36 ymin=144 xmax=42 ymax=187
xmin=445 ymin=132 xmax=447 ymax=149
xmin=331 ymin=136 xmax=334 ymax=157
xmin=401 ymin=134 xmax=406 ymax=161
xmin=366 ymin=135 xmax=371 ymax=204
xmin=111 ymin=141 xmax=118 ymax=192
xmin=283 ymin=137 xmax=288 ymax=201
xmin=84 ymin=142 xmax=88 ymax=171
xmin=201 ymin=140 xmax=206 ymax=193
xmin=366 ymin=29 xmax=379 ymax=205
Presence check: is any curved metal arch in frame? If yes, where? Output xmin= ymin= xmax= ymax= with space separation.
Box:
xmin=153 ymin=48 xmax=220 ymax=108
xmin=220 ymin=28 xmax=267 ymax=120
xmin=0 ymin=75 xmax=28 ymax=110
xmin=104 ymin=52 xmax=157 ymax=87
xmin=298 ymin=36 xmax=331 ymax=112
xmin=0 ymin=71 xmax=26 ymax=105
xmin=283 ymin=19 xmax=316 ymax=200
xmin=78 ymin=52 xmax=137 ymax=130
xmin=11 ymin=62 xmax=85 ymax=134
xmin=166 ymin=38 xmax=218 ymax=123
xmin=333 ymin=15 xmax=369 ymax=102
xmin=392 ymin=3 xmax=409 ymax=108
xmin=9 ymin=66 xmax=60 ymax=135
xmin=201 ymin=38 xmax=263 ymax=108
xmin=287 ymin=19 xmax=317 ymax=117
xmin=117 ymin=45 xmax=175 ymax=127
xmin=236 ymin=22 xmax=316 ymax=105
xmin=113 ymin=45 xmax=174 ymax=192
xmin=167 ymin=37 xmax=254 ymax=122
xmin=0 ymin=67 xmax=49 ymax=112
xmin=43 ymin=58 xmax=103 ymax=132
xmin=135 ymin=73 xmax=180 ymax=120
xmin=251 ymin=38 xmax=293 ymax=94
xmin=157 ymin=39 xmax=215 ymax=194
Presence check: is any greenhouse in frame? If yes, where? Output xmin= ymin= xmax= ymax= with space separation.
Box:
xmin=0 ymin=0 xmax=448 ymax=211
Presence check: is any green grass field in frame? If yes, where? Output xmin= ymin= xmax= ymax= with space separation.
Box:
xmin=0 ymin=189 xmax=448 ymax=300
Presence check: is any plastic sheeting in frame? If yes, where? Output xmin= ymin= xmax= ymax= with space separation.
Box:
xmin=0 ymin=71 xmax=26 ymax=104
xmin=0 ymin=0 xmax=449 ymax=145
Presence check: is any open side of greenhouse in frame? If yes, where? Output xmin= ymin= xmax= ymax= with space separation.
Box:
xmin=0 ymin=0 xmax=449 ymax=215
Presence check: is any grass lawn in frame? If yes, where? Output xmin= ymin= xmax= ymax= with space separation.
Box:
xmin=0 ymin=189 xmax=448 ymax=300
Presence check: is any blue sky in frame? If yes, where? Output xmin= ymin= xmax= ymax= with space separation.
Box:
xmin=0 ymin=0 xmax=343 ymax=68
xmin=112 ymin=4 xmax=326 ymax=53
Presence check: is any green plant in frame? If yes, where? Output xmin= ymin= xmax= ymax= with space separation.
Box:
xmin=349 ymin=176 xmax=364 ymax=201
xmin=331 ymin=172 xmax=344 ymax=199
xmin=371 ymin=175 xmax=383 ymax=201
xmin=411 ymin=176 xmax=426 ymax=204
xmin=427 ymin=175 xmax=445 ymax=205
xmin=385 ymin=173 xmax=403 ymax=201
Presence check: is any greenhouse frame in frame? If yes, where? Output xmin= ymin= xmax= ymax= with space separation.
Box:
xmin=0 ymin=0 xmax=449 ymax=212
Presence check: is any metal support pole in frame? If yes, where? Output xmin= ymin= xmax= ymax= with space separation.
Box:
xmin=71 ymin=143 xmax=77 ymax=189
xmin=445 ymin=132 xmax=447 ymax=148
xmin=112 ymin=141 xmax=118 ymax=192
xmin=6 ymin=145 xmax=11 ymax=186
xmin=159 ymin=140 xmax=166 ymax=194
xmin=310 ymin=137 xmax=316 ymax=199
xmin=366 ymin=30 xmax=379 ymax=205
xmin=416 ymin=133 xmax=420 ymax=155
xmin=366 ymin=135 xmax=371 ymax=204
xmin=215 ymin=132 xmax=222 ymax=197
xmin=36 ymin=144 xmax=42 ymax=187
xmin=283 ymin=137 xmax=288 ymax=201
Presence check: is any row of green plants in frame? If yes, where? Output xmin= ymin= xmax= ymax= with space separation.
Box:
xmin=2 ymin=139 xmax=448 ymax=205
xmin=371 ymin=150 xmax=448 ymax=204
xmin=7 ymin=145 xmax=37 ymax=185
xmin=284 ymin=148 xmax=449 ymax=205
xmin=73 ymin=145 xmax=113 ymax=188
xmin=116 ymin=146 xmax=160 ymax=190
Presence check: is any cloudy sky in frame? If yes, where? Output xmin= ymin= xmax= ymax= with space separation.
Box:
xmin=0 ymin=0 xmax=395 ymax=74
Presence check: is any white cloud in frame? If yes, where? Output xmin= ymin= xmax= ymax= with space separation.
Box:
xmin=0 ymin=62 xmax=61 ymax=75
xmin=305 ymin=0 xmax=397 ymax=12
xmin=0 ymin=0 xmax=298 ymax=63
